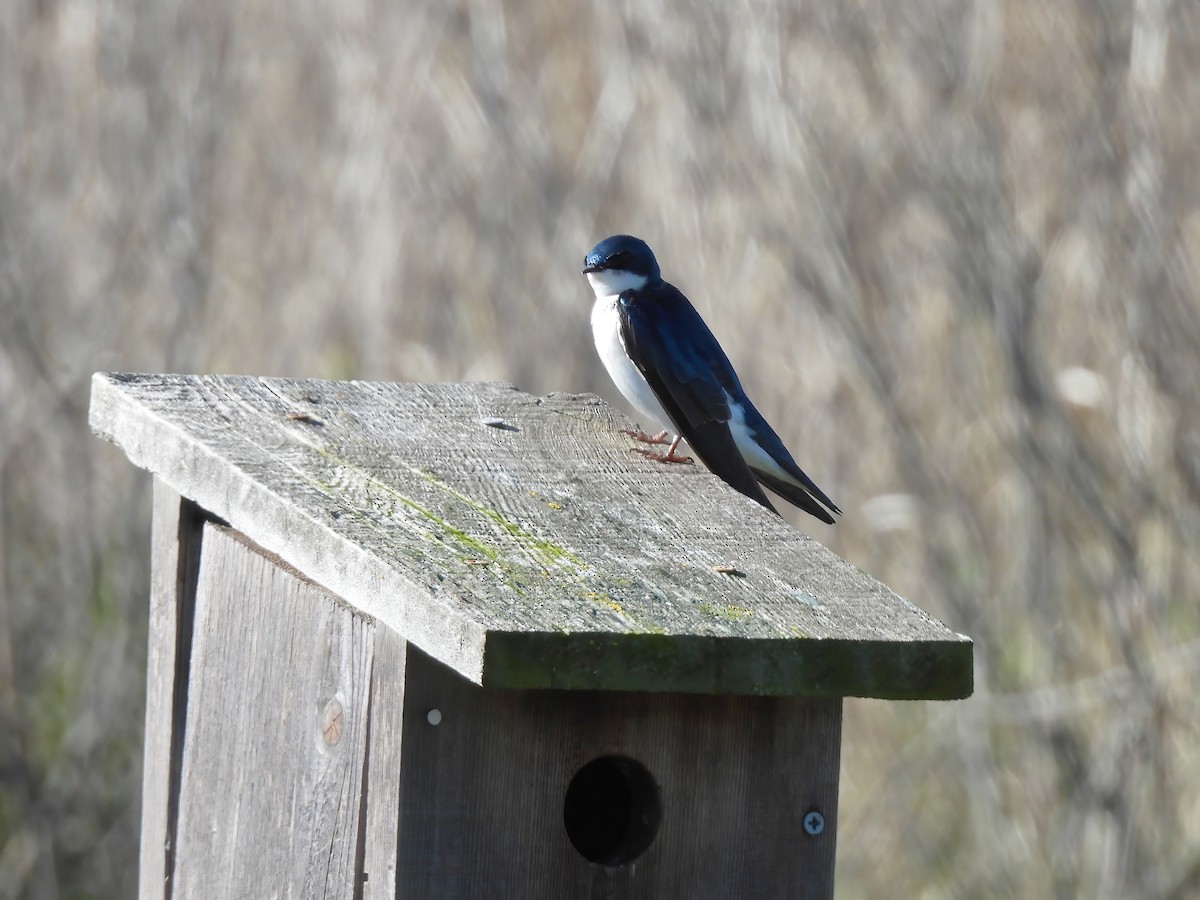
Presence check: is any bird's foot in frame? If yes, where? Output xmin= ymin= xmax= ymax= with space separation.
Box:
xmin=629 ymin=434 xmax=693 ymax=465
xmin=620 ymin=429 xmax=672 ymax=446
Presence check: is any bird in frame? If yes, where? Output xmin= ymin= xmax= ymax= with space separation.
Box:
xmin=582 ymin=234 xmax=841 ymax=524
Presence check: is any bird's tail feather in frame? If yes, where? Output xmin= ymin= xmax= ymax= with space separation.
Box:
xmin=753 ymin=471 xmax=837 ymax=525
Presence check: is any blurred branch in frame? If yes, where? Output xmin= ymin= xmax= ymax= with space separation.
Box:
xmin=989 ymin=636 xmax=1200 ymax=725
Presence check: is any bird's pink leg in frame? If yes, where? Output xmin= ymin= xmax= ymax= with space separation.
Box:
xmin=620 ymin=429 xmax=671 ymax=445
xmin=629 ymin=433 xmax=693 ymax=465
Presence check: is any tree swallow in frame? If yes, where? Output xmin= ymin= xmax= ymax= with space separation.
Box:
xmin=583 ymin=234 xmax=841 ymax=524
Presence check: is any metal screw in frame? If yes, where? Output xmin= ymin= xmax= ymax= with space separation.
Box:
xmin=426 ymin=708 xmax=442 ymax=726
xmin=803 ymin=810 xmax=825 ymax=836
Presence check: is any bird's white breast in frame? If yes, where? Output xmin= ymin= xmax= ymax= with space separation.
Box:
xmin=591 ymin=294 xmax=672 ymax=430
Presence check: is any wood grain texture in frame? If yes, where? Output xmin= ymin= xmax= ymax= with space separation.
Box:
xmin=140 ymin=480 xmax=206 ymax=900
xmin=171 ymin=524 xmax=375 ymax=899
xmin=396 ymin=645 xmax=842 ymax=899
xmin=361 ymin=622 xmax=406 ymax=899
xmin=90 ymin=373 xmax=972 ymax=699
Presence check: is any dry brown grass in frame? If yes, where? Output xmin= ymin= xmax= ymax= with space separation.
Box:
xmin=3 ymin=0 xmax=1200 ymax=896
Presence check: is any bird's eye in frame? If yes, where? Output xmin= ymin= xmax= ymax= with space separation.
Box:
xmin=609 ymin=251 xmax=629 ymax=267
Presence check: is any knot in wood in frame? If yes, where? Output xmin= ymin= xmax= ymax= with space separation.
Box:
xmin=321 ymin=698 xmax=344 ymax=747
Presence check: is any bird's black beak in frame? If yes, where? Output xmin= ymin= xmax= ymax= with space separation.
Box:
xmin=582 ymin=262 xmax=602 ymax=274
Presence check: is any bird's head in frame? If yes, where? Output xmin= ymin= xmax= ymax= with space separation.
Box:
xmin=582 ymin=235 xmax=661 ymax=298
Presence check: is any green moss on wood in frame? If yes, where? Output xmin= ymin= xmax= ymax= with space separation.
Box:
xmin=482 ymin=633 xmax=974 ymax=699
xmin=699 ymin=603 xmax=754 ymax=623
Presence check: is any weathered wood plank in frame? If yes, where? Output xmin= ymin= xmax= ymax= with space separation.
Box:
xmin=171 ymin=524 xmax=374 ymax=899
xmin=396 ymin=645 xmax=841 ymax=898
xmin=361 ymin=624 xmax=406 ymax=899
xmin=140 ymin=480 xmax=206 ymax=900
xmin=90 ymin=373 xmax=972 ymax=699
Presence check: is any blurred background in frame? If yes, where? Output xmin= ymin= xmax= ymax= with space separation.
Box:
xmin=3 ymin=0 xmax=1199 ymax=896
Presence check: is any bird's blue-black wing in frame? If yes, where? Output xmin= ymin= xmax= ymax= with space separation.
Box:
xmin=739 ymin=404 xmax=841 ymax=522
xmin=616 ymin=285 xmax=777 ymax=513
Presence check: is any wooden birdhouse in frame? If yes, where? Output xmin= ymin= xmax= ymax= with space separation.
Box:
xmin=90 ymin=373 xmax=972 ymax=899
